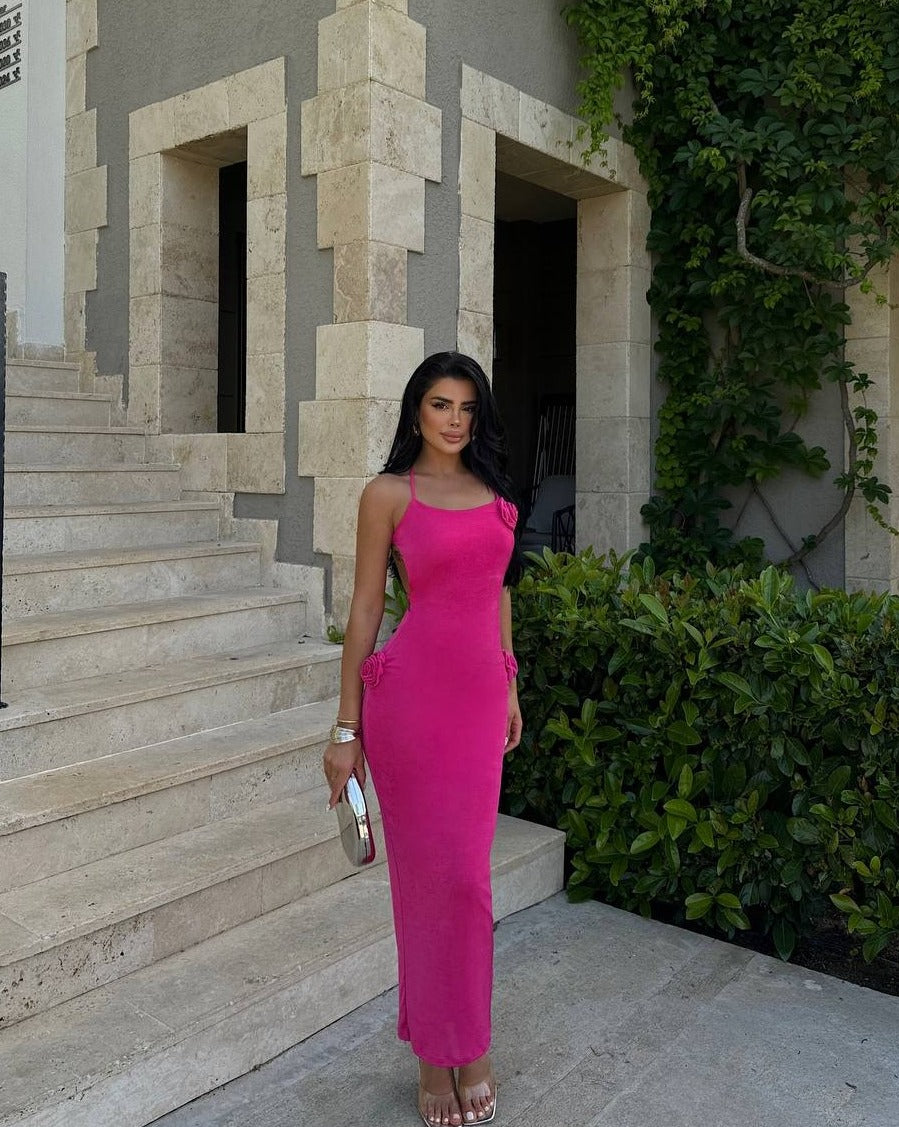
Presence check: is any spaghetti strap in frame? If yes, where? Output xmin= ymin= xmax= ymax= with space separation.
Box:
xmin=408 ymin=466 xmax=417 ymax=500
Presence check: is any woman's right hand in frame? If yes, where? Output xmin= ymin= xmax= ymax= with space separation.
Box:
xmin=323 ymin=738 xmax=367 ymax=810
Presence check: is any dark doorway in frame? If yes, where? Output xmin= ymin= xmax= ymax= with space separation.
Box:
xmin=217 ymin=161 xmax=247 ymax=433
xmin=493 ymin=172 xmax=577 ymax=547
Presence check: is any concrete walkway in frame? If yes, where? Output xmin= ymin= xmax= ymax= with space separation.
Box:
xmin=152 ymin=894 xmax=899 ymax=1127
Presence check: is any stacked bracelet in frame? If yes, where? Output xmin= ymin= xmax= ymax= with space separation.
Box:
xmin=329 ymin=723 xmax=359 ymax=743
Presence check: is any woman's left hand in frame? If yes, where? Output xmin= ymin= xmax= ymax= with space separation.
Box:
xmin=504 ymin=690 xmax=522 ymax=754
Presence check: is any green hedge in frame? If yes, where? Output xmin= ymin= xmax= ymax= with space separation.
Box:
xmin=504 ymin=549 xmax=899 ymax=961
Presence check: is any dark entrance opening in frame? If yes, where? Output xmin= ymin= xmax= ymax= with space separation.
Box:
xmin=217 ymin=161 xmax=247 ymax=433
xmin=493 ymin=171 xmax=577 ymax=552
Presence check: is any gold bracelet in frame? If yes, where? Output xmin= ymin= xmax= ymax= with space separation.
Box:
xmin=336 ymin=718 xmax=360 ymax=726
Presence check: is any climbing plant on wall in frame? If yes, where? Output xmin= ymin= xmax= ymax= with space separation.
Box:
xmin=564 ymin=0 xmax=899 ymax=577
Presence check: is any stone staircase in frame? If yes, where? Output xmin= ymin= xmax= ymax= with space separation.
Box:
xmin=0 ymin=359 xmax=565 ymax=1126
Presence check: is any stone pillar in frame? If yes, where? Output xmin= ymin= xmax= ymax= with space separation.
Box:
xmin=844 ymin=261 xmax=899 ymax=592
xmin=575 ymin=190 xmax=652 ymax=555
xmin=64 ymin=0 xmax=105 ymax=365
xmin=300 ymin=0 xmax=441 ymax=624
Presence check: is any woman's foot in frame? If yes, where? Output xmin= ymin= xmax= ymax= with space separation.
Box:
xmin=456 ymin=1053 xmax=497 ymax=1123
xmin=418 ymin=1061 xmax=462 ymax=1126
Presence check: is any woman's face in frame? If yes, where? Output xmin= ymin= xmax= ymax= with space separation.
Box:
xmin=417 ymin=376 xmax=478 ymax=455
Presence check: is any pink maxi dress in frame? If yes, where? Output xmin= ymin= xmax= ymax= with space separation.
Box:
xmin=360 ymin=468 xmax=518 ymax=1067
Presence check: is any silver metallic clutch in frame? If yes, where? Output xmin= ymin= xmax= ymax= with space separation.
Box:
xmin=336 ymin=773 xmax=376 ymax=866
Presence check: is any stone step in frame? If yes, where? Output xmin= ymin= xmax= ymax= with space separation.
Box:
xmin=4 ymin=425 xmax=146 ymax=465
xmin=0 ymin=699 xmax=338 ymax=891
xmin=4 ymin=359 xmax=81 ymax=395
xmin=0 ymin=639 xmax=341 ymax=779
xmin=1 ymin=588 xmax=307 ymax=693
xmin=1 ymin=541 xmax=262 ymax=618
xmin=3 ymin=463 xmax=182 ymax=506
xmin=0 ymin=787 xmax=383 ymax=1027
xmin=5 ymin=391 xmax=112 ymax=427
xmin=2 ymin=499 xmax=221 ymax=555
xmin=0 ymin=816 xmax=564 ymax=1127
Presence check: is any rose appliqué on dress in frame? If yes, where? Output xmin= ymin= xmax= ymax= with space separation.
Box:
xmin=498 ymin=498 xmax=518 ymax=530
xmin=501 ymin=649 xmax=518 ymax=683
xmin=360 ymin=650 xmax=386 ymax=688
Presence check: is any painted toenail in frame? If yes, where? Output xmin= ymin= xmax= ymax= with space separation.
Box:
xmin=465 ymin=1115 xmax=475 ymax=1123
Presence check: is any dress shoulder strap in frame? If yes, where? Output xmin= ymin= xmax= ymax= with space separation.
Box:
xmin=408 ymin=466 xmax=417 ymax=500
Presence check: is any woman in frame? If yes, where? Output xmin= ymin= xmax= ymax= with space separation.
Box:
xmin=323 ymin=352 xmax=522 ymax=1126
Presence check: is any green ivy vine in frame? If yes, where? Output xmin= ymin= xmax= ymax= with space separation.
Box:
xmin=564 ymin=0 xmax=899 ymax=578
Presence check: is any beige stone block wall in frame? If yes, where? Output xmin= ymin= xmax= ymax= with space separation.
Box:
xmin=66 ymin=53 xmax=86 ymax=116
xmin=317 ymin=161 xmax=426 ymax=251
xmin=457 ymin=67 xmax=651 ymax=558
xmin=298 ymin=398 xmax=400 ymax=478
xmin=302 ymin=0 xmax=439 ymax=624
xmin=248 ymin=113 xmax=288 ymax=198
xmin=247 ymin=195 xmax=287 ymax=277
xmin=459 ymin=120 xmax=495 ymax=224
xmin=333 ymin=240 xmax=407 ymax=323
xmin=316 ymin=322 xmax=423 ymax=399
xmin=319 ymin=3 xmax=425 ymax=99
xmin=64 ymin=0 xmax=105 ymax=366
xmin=158 ymin=365 xmax=217 ymax=433
xmin=337 ymin=0 xmax=408 ymax=14
xmin=228 ymin=60 xmax=285 ymax=126
xmin=227 ymin=433 xmax=286 ymax=493
xmin=245 ymin=353 xmax=286 ymax=434
xmin=574 ymin=192 xmax=652 ymax=554
xmin=844 ymin=261 xmax=899 ymax=591
xmin=459 ymin=215 xmax=495 ymax=318
xmin=161 ymin=227 xmax=219 ymax=302
xmin=65 ymin=109 xmax=97 ymax=175
xmin=456 ymin=310 xmax=493 ymax=375
xmin=66 ymin=0 xmax=97 ymax=60
xmin=314 ymin=478 xmax=369 ymax=556
xmin=64 ymin=230 xmax=98 ymax=294
xmin=126 ymin=61 xmax=288 ymax=493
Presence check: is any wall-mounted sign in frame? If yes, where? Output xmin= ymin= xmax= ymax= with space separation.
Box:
xmin=0 ymin=1 xmax=22 ymax=91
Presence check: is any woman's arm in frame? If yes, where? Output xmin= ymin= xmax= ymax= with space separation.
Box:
xmin=323 ymin=477 xmax=396 ymax=808
xmin=501 ymin=586 xmax=523 ymax=753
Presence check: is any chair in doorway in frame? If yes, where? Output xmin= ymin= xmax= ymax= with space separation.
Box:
xmin=520 ymin=474 xmax=575 ymax=555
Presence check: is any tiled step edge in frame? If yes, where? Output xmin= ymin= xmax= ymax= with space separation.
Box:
xmin=2 ymin=541 xmax=259 ymax=580
xmin=0 ymin=816 xmax=564 ymax=1127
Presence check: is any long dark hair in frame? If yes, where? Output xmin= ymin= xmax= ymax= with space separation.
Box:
xmin=382 ymin=351 xmax=522 ymax=585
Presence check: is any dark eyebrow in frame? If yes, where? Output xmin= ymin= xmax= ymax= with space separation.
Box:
xmin=430 ymin=395 xmax=478 ymax=405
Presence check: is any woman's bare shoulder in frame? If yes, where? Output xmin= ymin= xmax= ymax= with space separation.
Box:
xmin=361 ymin=472 xmax=410 ymax=513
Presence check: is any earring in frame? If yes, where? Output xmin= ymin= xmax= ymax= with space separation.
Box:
xmin=412 ymin=422 xmax=420 ymax=436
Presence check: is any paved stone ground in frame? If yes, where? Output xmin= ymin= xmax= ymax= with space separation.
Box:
xmin=153 ymin=894 xmax=899 ymax=1127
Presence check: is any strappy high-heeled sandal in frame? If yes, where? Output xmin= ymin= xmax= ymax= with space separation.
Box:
xmin=456 ymin=1063 xmax=497 ymax=1123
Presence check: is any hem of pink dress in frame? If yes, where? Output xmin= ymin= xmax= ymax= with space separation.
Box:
xmin=403 ymin=1031 xmax=492 ymax=1069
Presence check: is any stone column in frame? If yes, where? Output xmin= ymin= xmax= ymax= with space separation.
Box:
xmin=844 ymin=261 xmax=899 ymax=592
xmin=575 ymin=189 xmax=652 ymax=555
xmin=64 ymin=0 xmax=106 ymax=369
xmin=300 ymin=0 xmax=441 ymax=624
